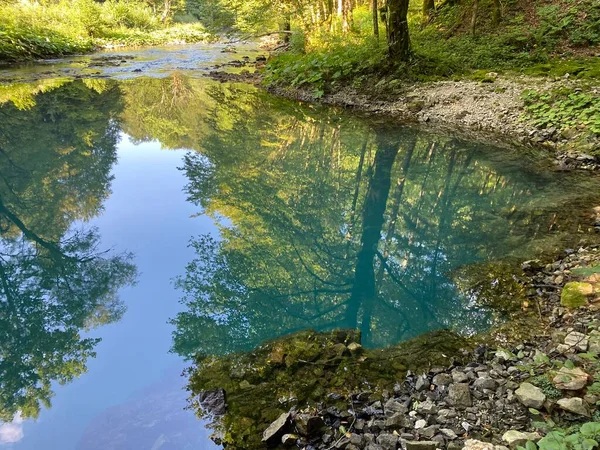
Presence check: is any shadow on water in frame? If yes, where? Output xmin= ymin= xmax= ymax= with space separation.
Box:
xmin=2 ymin=75 xmax=600 ymax=448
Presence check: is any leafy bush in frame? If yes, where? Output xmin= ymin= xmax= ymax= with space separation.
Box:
xmin=518 ymin=422 xmax=600 ymax=450
xmin=264 ymin=36 xmax=386 ymax=97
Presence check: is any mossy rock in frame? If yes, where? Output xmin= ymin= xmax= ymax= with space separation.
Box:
xmin=561 ymin=282 xmax=593 ymax=308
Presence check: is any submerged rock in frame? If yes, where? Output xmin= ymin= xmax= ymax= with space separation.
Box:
xmin=262 ymin=412 xmax=291 ymax=445
xmin=197 ymin=388 xmax=227 ymax=415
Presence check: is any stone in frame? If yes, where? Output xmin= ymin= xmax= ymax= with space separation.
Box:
xmin=561 ymin=282 xmax=593 ymax=308
xmin=432 ymin=373 xmax=453 ymax=386
xmin=502 ymin=430 xmax=540 ymax=449
xmin=448 ymin=383 xmax=472 ymax=407
xmin=440 ymin=428 xmax=457 ymax=439
xmin=416 ymin=375 xmax=430 ymax=392
xmin=416 ymin=400 xmax=438 ymax=415
xmin=552 ymin=367 xmax=589 ymax=390
xmin=262 ymin=412 xmax=291 ymax=444
xmin=474 ymin=377 xmax=498 ymax=391
xmin=295 ymin=414 xmax=326 ymax=436
xmin=464 ymin=440 xmax=507 ymax=450
xmin=590 ymin=331 xmax=600 ymax=355
xmin=376 ymin=433 xmax=399 ymax=450
xmin=348 ymin=342 xmax=363 ymax=353
xmin=281 ymin=433 xmax=298 ymax=445
xmin=451 ymin=370 xmax=469 ymax=383
xmin=557 ymin=397 xmax=591 ymax=416
xmin=385 ymin=412 xmax=411 ymax=429
xmin=198 ymin=388 xmax=227 ymax=415
xmin=366 ymin=445 xmax=385 ymax=450
xmin=415 ymin=419 xmax=427 ymax=429
xmin=420 ymin=425 xmax=439 ymax=438
xmin=515 ymin=382 xmax=546 ymax=409
xmin=385 ymin=398 xmax=408 ymax=416
xmin=404 ymin=440 xmax=438 ymax=450
xmin=349 ymin=433 xmax=364 ymax=446
xmin=564 ymin=331 xmax=589 ymax=351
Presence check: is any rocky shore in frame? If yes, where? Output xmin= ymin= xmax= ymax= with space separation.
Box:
xmin=200 ymin=247 xmax=600 ymax=449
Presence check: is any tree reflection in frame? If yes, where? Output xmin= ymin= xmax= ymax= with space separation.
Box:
xmin=165 ymin=79 xmax=600 ymax=358
xmin=0 ymin=80 xmax=137 ymax=421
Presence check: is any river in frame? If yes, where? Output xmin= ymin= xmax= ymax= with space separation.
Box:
xmin=0 ymin=44 xmax=599 ymax=450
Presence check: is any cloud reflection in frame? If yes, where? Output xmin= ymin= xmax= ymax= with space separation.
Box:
xmin=0 ymin=414 xmax=24 ymax=445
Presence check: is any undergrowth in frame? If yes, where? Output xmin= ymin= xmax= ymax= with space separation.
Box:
xmin=265 ymin=0 xmax=600 ymax=92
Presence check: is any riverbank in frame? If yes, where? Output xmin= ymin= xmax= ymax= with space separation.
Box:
xmin=194 ymin=247 xmax=600 ymax=449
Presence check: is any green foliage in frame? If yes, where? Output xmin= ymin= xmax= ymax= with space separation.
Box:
xmin=518 ymin=422 xmax=600 ymax=450
xmin=0 ymin=0 xmax=210 ymax=61
xmin=531 ymin=374 xmax=563 ymax=400
xmin=522 ymin=88 xmax=600 ymax=153
xmin=264 ymin=37 xmax=386 ymax=95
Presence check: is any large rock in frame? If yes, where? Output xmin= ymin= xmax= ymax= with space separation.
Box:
xmin=557 ymin=397 xmax=590 ymax=416
xmin=561 ymin=282 xmax=593 ymax=308
xmin=198 ymin=388 xmax=227 ymax=415
xmin=515 ymin=382 xmax=546 ymax=409
xmin=448 ymin=383 xmax=472 ymax=407
xmin=552 ymin=367 xmax=589 ymax=390
xmin=502 ymin=430 xmax=540 ymax=449
xmin=262 ymin=412 xmax=291 ymax=445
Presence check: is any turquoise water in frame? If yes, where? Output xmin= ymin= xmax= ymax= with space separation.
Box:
xmin=0 ymin=70 xmax=599 ymax=449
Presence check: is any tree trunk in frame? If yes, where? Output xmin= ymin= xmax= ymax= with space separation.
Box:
xmin=372 ymin=0 xmax=379 ymax=37
xmin=345 ymin=133 xmax=399 ymax=331
xmin=386 ymin=0 xmax=410 ymax=61
xmin=422 ymin=0 xmax=435 ymax=23
xmin=470 ymin=0 xmax=479 ymax=35
xmin=161 ymin=0 xmax=171 ymax=23
xmin=491 ymin=0 xmax=501 ymax=25
xmin=281 ymin=17 xmax=291 ymax=43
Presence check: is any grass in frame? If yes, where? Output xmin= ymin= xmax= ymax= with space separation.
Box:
xmin=0 ymin=0 xmax=212 ymax=62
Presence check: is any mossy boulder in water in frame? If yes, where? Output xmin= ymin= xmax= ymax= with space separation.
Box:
xmin=561 ymin=282 xmax=593 ymax=308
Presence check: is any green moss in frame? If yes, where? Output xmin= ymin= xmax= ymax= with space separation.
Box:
xmin=561 ymin=282 xmax=593 ymax=308
xmin=186 ymin=328 xmax=469 ymax=449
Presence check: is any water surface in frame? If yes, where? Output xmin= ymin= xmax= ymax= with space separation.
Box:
xmin=1 ymin=71 xmax=599 ymax=449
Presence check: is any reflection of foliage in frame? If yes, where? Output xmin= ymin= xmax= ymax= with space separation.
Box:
xmin=187 ymin=328 xmax=468 ymax=449
xmin=0 ymin=79 xmax=137 ymax=421
xmin=162 ymin=76 xmax=600 ymax=359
